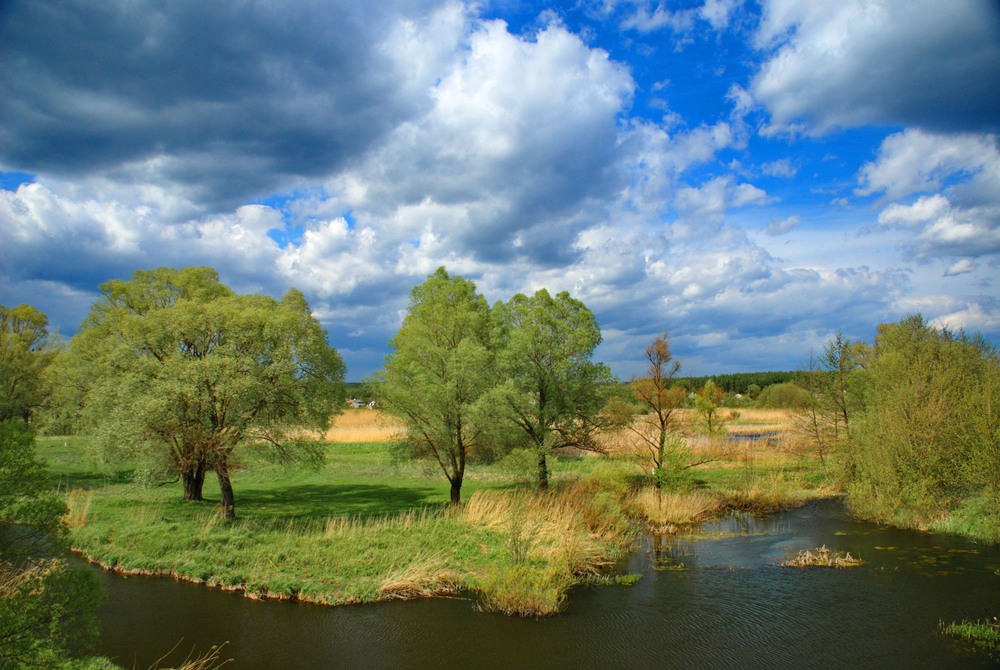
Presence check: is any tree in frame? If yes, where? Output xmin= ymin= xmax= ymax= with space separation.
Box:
xmin=493 ymin=289 xmax=614 ymax=490
xmin=612 ymin=333 xmax=701 ymax=493
xmin=847 ymin=315 xmax=1000 ymax=526
xmin=0 ymin=422 xmax=102 ymax=667
xmin=0 ymin=304 xmax=53 ymax=423
xmin=377 ymin=268 xmax=495 ymax=505
xmin=695 ymin=379 xmax=725 ymax=433
xmin=71 ymin=267 xmax=345 ymax=519
xmin=794 ymin=333 xmax=867 ymax=463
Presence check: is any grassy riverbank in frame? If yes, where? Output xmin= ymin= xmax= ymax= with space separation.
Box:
xmin=41 ymin=409 xmax=836 ymax=617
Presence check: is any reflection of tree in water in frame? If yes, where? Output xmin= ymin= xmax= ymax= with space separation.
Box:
xmin=648 ymin=533 xmax=695 ymax=570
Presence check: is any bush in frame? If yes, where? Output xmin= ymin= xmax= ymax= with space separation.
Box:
xmin=755 ymin=382 xmax=812 ymax=409
xmin=846 ymin=316 xmax=1000 ymax=534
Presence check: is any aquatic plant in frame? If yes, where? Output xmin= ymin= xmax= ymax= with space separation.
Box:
xmin=781 ymin=545 xmax=863 ymax=568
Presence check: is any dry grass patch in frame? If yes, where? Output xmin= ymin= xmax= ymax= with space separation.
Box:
xmin=323 ymin=410 xmax=404 ymax=443
xmin=631 ymin=489 xmax=724 ymax=532
xmin=377 ymin=555 xmax=462 ymax=600
xmin=65 ymin=488 xmax=94 ymax=527
xmin=782 ymin=545 xmax=863 ymax=568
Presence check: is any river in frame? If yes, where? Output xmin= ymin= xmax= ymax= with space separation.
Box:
xmin=92 ymin=499 xmax=1000 ymax=668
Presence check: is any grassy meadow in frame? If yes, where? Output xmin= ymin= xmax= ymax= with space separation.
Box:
xmin=40 ymin=408 xmax=836 ymax=617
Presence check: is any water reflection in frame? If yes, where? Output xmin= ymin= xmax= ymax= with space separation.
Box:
xmin=94 ymin=499 xmax=1000 ymax=669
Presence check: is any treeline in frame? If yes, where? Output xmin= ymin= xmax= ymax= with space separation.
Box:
xmin=674 ymin=371 xmax=797 ymax=396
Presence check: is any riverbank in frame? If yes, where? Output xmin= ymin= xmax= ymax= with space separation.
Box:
xmin=40 ymin=411 xmax=837 ymax=617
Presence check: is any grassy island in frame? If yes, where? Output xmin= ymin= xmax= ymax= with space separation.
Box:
xmin=43 ymin=408 xmax=833 ymax=617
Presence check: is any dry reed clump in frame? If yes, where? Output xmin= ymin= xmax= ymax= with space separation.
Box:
xmin=462 ymin=485 xmax=633 ymax=616
xmin=65 ymin=488 xmax=94 ymax=527
xmin=631 ymin=489 xmax=724 ymax=532
xmin=148 ymin=642 xmax=232 ymax=670
xmin=322 ymin=410 xmax=405 ymax=443
xmin=377 ymin=555 xmax=462 ymax=600
xmin=782 ymin=545 xmax=863 ymax=568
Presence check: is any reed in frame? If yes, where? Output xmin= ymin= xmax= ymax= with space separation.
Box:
xmin=630 ymin=489 xmax=723 ymax=531
xmin=781 ymin=545 xmax=863 ymax=568
xmin=940 ymin=617 xmax=1000 ymax=653
xmin=65 ymin=488 xmax=94 ymax=528
xmin=322 ymin=410 xmax=404 ymax=443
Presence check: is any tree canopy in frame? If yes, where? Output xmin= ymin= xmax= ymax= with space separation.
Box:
xmin=70 ymin=267 xmax=345 ymax=518
xmin=0 ymin=304 xmax=52 ymax=423
xmin=377 ymin=267 xmax=495 ymax=505
xmin=492 ymin=289 xmax=614 ymax=489
xmin=846 ymin=315 xmax=1000 ymax=528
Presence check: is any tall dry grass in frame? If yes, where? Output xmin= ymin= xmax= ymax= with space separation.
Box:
xmin=323 ymin=410 xmax=405 ymax=443
xmin=630 ymin=489 xmax=724 ymax=532
xmin=461 ymin=483 xmax=634 ymax=616
xmin=65 ymin=488 xmax=94 ymax=528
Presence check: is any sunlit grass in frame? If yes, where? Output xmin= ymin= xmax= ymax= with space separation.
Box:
xmin=322 ymin=410 xmax=404 ymax=443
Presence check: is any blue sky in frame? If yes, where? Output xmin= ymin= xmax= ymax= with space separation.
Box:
xmin=1 ymin=0 xmax=998 ymax=379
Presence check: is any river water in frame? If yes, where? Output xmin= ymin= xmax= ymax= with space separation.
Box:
xmin=93 ymin=499 xmax=1000 ymax=668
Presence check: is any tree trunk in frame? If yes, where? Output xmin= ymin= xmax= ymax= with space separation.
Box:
xmin=537 ymin=451 xmax=549 ymax=490
xmin=216 ymin=463 xmax=236 ymax=519
xmin=449 ymin=476 xmax=462 ymax=506
xmin=182 ymin=460 xmax=206 ymax=501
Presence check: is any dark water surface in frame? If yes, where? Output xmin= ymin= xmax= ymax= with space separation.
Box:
xmin=93 ymin=500 xmax=1000 ymax=669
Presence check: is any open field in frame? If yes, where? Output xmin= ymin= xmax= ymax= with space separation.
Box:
xmin=38 ymin=408 xmax=838 ymax=616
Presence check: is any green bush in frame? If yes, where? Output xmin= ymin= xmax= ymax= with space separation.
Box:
xmin=755 ymin=382 xmax=812 ymax=409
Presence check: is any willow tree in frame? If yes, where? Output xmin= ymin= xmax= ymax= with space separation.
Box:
xmin=493 ymin=289 xmax=613 ymax=490
xmin=0 ymin=304 xmax=53 ymax=423
xmin=72 ymin=267 xmax=345 ymax=518
xmin=377 ymin=268 xmax=495 ymax=505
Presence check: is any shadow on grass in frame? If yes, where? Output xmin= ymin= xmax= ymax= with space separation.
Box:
xmin=236 ymin=483 xmax=447 ymax=520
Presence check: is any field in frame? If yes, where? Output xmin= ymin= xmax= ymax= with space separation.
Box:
xmin=39 ymin=408 xmax=836 ymax=616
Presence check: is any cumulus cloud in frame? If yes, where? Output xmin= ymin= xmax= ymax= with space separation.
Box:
xmin=751 ymin=0 xmax=1000 ymax=135
xmin=860 ymin=130 xmax=1000 ymax=259
xmin=0 ymin=0 xmax=469 ymax=213
xmin=1 ymin=1 xmax=994 ymax=378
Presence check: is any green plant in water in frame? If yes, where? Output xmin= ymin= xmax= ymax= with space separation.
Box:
xmin=940 ymin=617 xmax=1000 ymax=654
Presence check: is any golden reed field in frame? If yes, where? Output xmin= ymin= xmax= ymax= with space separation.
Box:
xmin=322 ymin=409 xmax=406 ymax=443
xmin=326 ymin=407 xmax=799 ymax=461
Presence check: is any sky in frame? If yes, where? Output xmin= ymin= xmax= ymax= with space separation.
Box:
xmin=1 ymin=0 xmax=998 ymax=380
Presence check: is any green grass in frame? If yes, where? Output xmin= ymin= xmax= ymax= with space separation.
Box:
xmin=941 ymin=617 xmax=1000 ymax=654
xmin=37 ymin=435 xmax=835 ymax=616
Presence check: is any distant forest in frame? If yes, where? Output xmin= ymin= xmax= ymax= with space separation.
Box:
xmin=672 ymin=371 xmax=797 ymax=395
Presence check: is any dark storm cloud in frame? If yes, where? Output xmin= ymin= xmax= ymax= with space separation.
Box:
xmin=0 ymin=0 xmax=443 ymax=211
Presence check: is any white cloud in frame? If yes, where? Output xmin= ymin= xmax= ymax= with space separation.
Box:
xmin=857 ymin=130 xmax=999 ymax=200
xmin=944 ymin=259 xmax=976 ymax=277
xmin=767 ymin=215 xmax=801 ymax=236
xmin=861 ymin=130 xmax=1000 ymax=259
xmin=751 ymin=0 xmax=1000 ymax=135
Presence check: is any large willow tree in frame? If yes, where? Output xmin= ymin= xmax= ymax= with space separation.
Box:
xmin=71 ymin=267 xmax=345 ymax=518
xmin=493 ymin=289 xmax=613 ymax=489
xmin=377 ymin=267 xmax=495 ymax=505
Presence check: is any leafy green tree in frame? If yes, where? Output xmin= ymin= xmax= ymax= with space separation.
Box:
xmin=0 ymin=304 xmax=53 ymax=423
xmin=847 ymin=315 xmax=1000 ymax=526
xmin=493 ymin=289 xmax=614 ymax=490
xmin=695 ymin=379 xmax=725 ymax=433
xmin=0 ymin=422 xmax=102 ymax=667
xmin=70 ymin=267 xmax=345 ymax=519
xmin=377 ymin=268 xmax=495 ymax=505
